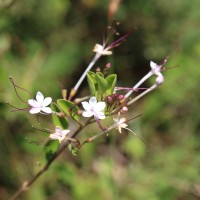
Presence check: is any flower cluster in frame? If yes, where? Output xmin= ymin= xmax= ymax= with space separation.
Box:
xmin=8 ymin=26 xmax=167 ymax=149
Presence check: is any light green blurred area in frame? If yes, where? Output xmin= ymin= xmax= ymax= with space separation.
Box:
xmin=1 ymin=0 xmax=200 ymax=199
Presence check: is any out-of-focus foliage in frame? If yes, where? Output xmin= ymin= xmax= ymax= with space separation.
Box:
xmin=1 ymin=0 xmax=200 ymax=199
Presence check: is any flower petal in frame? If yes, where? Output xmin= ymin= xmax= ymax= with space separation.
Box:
xmin=95 ymin=102 xmax=106 ymax=111
xmin=29 ymin=107 xmax=41 ymax=114
xmin=82 ymin=111 xmax=93 ymax=118
xmin=96 ymin=112 xmax=105 ymax=119
xmin=49 ymin=133 xmax=59 ymax=140
xmin=89 ymin=97 xmax=97 ymax=104
xmin=62 ymin=130 xmax=70 ymax=136
xmin=155 ymin=73 xmax=164 ymax=85
xmin=36 ymin=91 xmax=44 ymax=103
xmin=43 ymin=97 xmax=52 ymax=106
xmin=150 ymin=61 xmax=157 ymax=70
xmin=28 ymin=99 xmax=38 ymax=107
xmin=42 ymin=107 xmax=52 ymax=114
xmin=55 ymin=126 xmax=62 ymax=133
xmin=81 ymin=102 xmax=91 ymax=111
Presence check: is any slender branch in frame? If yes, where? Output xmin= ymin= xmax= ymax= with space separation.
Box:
xmin=9 ymin=121 xmax=89 ymax=200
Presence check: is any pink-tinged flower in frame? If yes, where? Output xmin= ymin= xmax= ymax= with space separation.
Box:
xmin=150 ymin=61 xmax=164 ymax=85
xmin=93 ymin=44 xmax=112 ymax=55
xmin=49 ymin=126 xmax=70 ymax=143
xmin=81 ymin=97 xmax=106 ymax=119
xmin=28 ymin=91 xmax=52 ymax=114
xmin=113 ymin=116 xmax=128 ymax=133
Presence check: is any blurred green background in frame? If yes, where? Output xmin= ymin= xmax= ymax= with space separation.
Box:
xmin=1 ymin=0 xmax=200 ymax=199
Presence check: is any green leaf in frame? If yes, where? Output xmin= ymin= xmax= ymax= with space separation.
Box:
xmin=57 ymin=99 xmax=79 ymax=120
xmin=51 ymin=103 xmax=69 ymax=129
xmin=87 ymin=71 xmax=97 ymax=96
xmin=96 ymin=73 xmax=108 ymax=95
xmin=96 ymin=72 xmax=104 ymax=78
xmin=45 ymin=140 xmax=59 ymax=161
xmin=106 ymin=74 xmax=117 ymax=95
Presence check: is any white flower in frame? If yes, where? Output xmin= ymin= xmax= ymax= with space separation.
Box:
xmin=81 ymin=97 xmax=106 ymax=119
xmin=150 ymin=61 xmax=164 ymax=85
xmin=93 ymin=44 xmax=112 ymax=55
xmin=113 ymin=116 xmax=128 ymax=133
xmin=28 ymin=91 xmax=52 ymax=114
xmin=49 ymin=126 xmax=70 ymax=143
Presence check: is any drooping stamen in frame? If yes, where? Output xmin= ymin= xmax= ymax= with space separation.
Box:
xmin=6 ymin=102 xmax=29 ymax=112
xmin=125 ymin=114 xmax=142 ymax=123
xmin=9 ymin=76 xmax=33 ymax=104
xmin=123 ymin=127 xmax=150 ymax=151
xmin=36 ymin=116 xmax=52 ymax=132
xmin=32 ymin=125 xmax=51 ymax=134
xmin=107 ymin=32 xmax=130 ymax=49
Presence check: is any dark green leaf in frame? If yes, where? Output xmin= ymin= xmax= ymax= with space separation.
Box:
xmin=51 ymin=103 xmax=69 ymax=129
xmin=45 ymin=140 xmax=59 ymax=162
xmin=105 ymin=74 xmax=117 ymax=95
xmin=57 ymin=99 xmax=79 ymax=120
xmin=87 ymin=71 xmax=97 ymax=96
xmin=96 ymin=73 xmax=108 ymax=94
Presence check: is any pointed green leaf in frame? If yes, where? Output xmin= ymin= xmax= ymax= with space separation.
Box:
xmin=57 ymin=99 xmax=79 ymax=120
xmin=51 ymin=103 xmax=69 ymax=129
xmin=96 ymin=72 xmax=104 ymax=78
xmin=87 ymin=71 xmax=97 ymax=96
xmin=96 ymin=73 xmax=108 ymax=94
xmin=106 ymin=74 xmax=117 ymax=95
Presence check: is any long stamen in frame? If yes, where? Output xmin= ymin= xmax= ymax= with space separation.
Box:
xmin=124 ymin=127 xmax=150 ymax=151
xmin=32 ymin=125 xmax=51 ymax=134
xmin=115 ymin=87 xmax=147 ymax=91
xmin=36 ymin=116 xmax=52 ymax=132
xmin=9 ymin=76 xmax=33 ymax=104
xmin=6 ymin=102 xmax=29 ymax=112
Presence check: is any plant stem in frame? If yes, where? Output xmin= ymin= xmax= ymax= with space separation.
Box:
xmin=8 ymin=120 xmax=91 ymax=200
xmin=124 ymin=71 xmax=153 ymax=98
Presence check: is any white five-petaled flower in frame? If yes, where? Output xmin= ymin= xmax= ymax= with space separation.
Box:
xmin=93 ymin=44 xmax=112 ymax=55
xmin=150 ymin=61 xmax=164 ymax=85
xmin=49 ymin=126 xmax=70 ymax=143
xmin=81 ymin=97 xmax=106 ymax=119
xmin=28 ymin=91 xmax=52 ymax=114
xmin=113 ymin=116 xmax=128 ymax=133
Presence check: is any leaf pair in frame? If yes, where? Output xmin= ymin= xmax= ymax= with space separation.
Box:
xmin=87 ymin=71 xmax=117 ymax=100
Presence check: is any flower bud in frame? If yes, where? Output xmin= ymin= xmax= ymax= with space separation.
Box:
xmin=106 ymin=63 xmax=111 ymax=69
xmin=118 ymin=94 xmax=124 ymax=100
xmin=96 ymin=67 xmax=101 ymax=72
xmin=112 ymin=93 xmax=118 ymax=100
xmin=120 ymin=106 xmax=128 ymax=114
xmin=107 ymin=96 xmax=113 ymax=103
xmin=156 ymin=74 xmax=164 ymax=85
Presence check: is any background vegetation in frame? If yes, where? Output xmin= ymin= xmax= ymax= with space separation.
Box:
xmin=1 ymin=0 xmax=200 ymax=199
